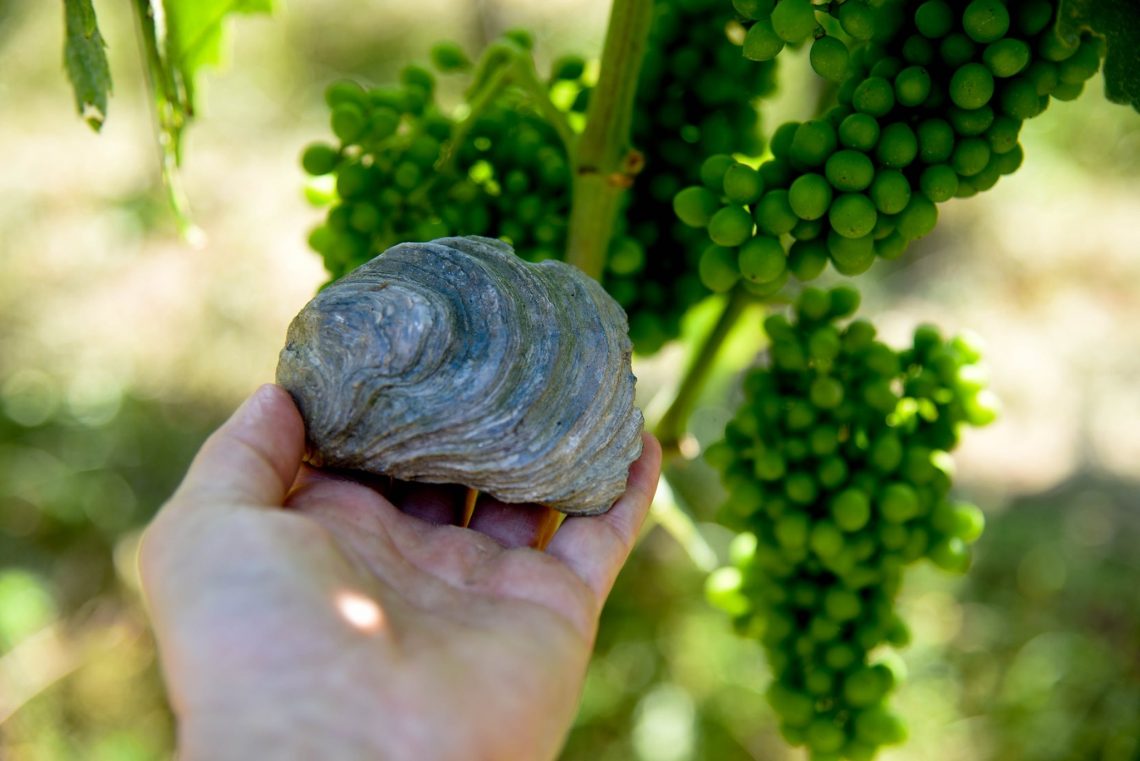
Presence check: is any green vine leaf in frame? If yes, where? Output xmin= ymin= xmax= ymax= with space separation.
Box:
xmin=63 ymin=0 xmax=112 ymax=131
xmin=133 ymin=0 xmax=273 ymax=231
xmin=1057 ymin=0 xmax=1140 ymax=112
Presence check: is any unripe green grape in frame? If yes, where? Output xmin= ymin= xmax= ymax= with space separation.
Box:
xmin=549 ymin=54 xmax=586 ymax=81
xmin=870 ymin=56 xmax=904 ymax=82
xmin=826 ymin=150 xmax=875 ymax=191
xmin=790 ymin=120 xmax=838 ymax=167
xmin=699 ymin=245 xmax=741 ymax=292
xmin=810 ymin=520 xmax=845 ymax=559
xmin=337 ymin=162 xmax=374 ymax=197
xmin=810 ymin=376 xmax=845 ymax=409
xmin=829 ymin=193 xmax=878 ymax=239
xmin=811 ymin=35 xmax=850 ymax=82
xmin=919 ymin=164 xmax=959 ymax=202
xmin=430 ymin=41 xmax=471 ymax=71
xmin=875 ymin=232 xmax=907 ymax=260
xmin=331 ymin=103 xmax=367 ymax=143
xmin=771 ymin=122 xmax=800 ymax=159
xmin=674 ymin=186 xmax=721 ymax=227
xmin=744 ymin=17 xmax=787 ymax=60
xmin=951 ymin=137 xmax=992 ymax=177
xmin=607 ymin=238 xmax=645 ymax=275
xmin=367 ymin=107 xmax=401 ymax=141
xmin=824 ymin=587 xmax=862 ymax=621
xmin=739 ymin=235 xmax=787 ymax=282
xmin=896 ymin=194 xmax=938 ymax=240
xmin=776 ymin=511 xmax=811 ymax=548
xmin=853 ymin=77 xmax=895 ymax=117
xmin=870 ymin=170 xmax=911 ymax=215
xmin=940 ymin=33 xmax=977 ymax=68
xmin=855 ymin=705 xmax=907 ymax=745
xmin=917 ymin=118 xmax=955 ymax=163
xmin=1058 ymin=39 xmax=1103 ymax=84
xmin=759 ymin=158 xmax=794 ymax=189
xmin=789 ymin=173 xmax=834 ymax=220
xmin=949 ymin=105 xmax=995 ymax=137
xmin=928 ymin=536 xmax=970 ymax=572
xmin=791 ymin=216 xmax=825 ymax=241
xmin=839 ymin=113 xmax=880 ymax=151
xmin=809 ymin=425 xmax=840 ymax=456
xmin=325 ymin=79 xmax=368 ymax=109
xmin=1039 ymin=29 xmax=1079 ymax=63
xmin=827 ymin=231 xmax=876 ymax=275
xmin=789 ymin=239 xmax=830 ymax=280
xmin=902 ymin=34 xmax=935 ymax=65
xmin=1026 ymin=60 xmax=1060 ymax=96
xmin=996 ymin=143 xmax=1024 ymax=174
xmin=724 ymin=163 xmax=765 ymax=204
xmin=700 ymin=154 xmax=737 ymax=190
xmin=875 ymin=124 xmax=918 ymax=169
xmin=879 ymin=483 xmax=920 ymax=522
xmin=983 ymin=38 xmax=1031 ymax=77
xmin=844 ymin=665 xmax=889 ymax=707
xmin=914 ymin=0 xmax=953 ymax=39
xmin=894 ymin=66 xmax=932 ymax=107
xmin=1052 ymin=80 xmax=1085 ymax=101
xmin=1017 ymin=0 xmax=1054 ymax=36
xmin=756 ymin=190 xmax=799 ymax=235
xmin=831 ymin=489 xmax=871 ymax=531
xmin=349 ymin=202 xmax=382 ymax=233
xmin=733 ymin=0 xmax=775 ymax=20
xmin=838 ymin=0 xmax=876 ymax=40
xmin=797 ymin=286 xmax=830 ymax=320
xmin=301 ymin=142 xmax=339 ymax=175
xmin=807 ymin=719 xmax=846 ymax=754
xmin=950 ymin=63 xmax=995 ymax=109
xmin=771 ymin=0 xmax=818 ymax=43
xmin=708 ymin=205 xmax=755 ymax=246
xmin=1000 ymin=78 xmax=1046 ymax=119
xmin=962 ymin=0 xmax=1009 ymax=43
xmin=768 ymin=683 xmax=815 ymax=726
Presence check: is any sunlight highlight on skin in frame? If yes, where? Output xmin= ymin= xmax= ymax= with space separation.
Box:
xmin=334 ymin=590 xmax=384 ymax=633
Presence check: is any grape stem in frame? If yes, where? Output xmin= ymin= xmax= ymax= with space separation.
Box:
xmin=654 ymin=287 xmax=754 ymax=458
xmin=564 ymin=0 xmax=654 ymax=280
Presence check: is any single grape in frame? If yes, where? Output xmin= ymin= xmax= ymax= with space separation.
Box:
xmin=870 ymin=170 xmax=911 ymax=215
xmin=674 ymin=187 xmax=721 ymax=227
xmin=828 ymin=231 xmax=876 ymax=275
xmin=983 ymin=38 xmax=1031 ymax=78
xmin=839 ymin=113 xmax=881 ymax=151
xmin=739 ymin=235 xmax=787 ymax=282
xmin=733 ymin=0 xmax=776 ymax=20
xmin=894 ymin=66 xmax=932 ymax=107
xmin=829 ymin=193 xmax=878 ymax=239
xmin=789 ymin=239 xmax=830 ymax=280
xmin=919 ymin=164 xmax=959 ymax=202
xmin=790 ymin=120 xmax=839 ymax=167
xmin=902 ymin=34 xmax=935 ymax=65
xmin=826 ymin=150 xmax=875 ymax=191
xmin=875 ymin=123 xmax=918 ymax=168
xmin=914 ymin=0 xmax=953 ymax=39
xmin=301 ymin=142 xmax=340 ymax=175
xmin=853 ymin=77 xmax=895 ymax=117
xmin=811 ymin=35 xmax=851 ymax=82
xmin=430 ymin=41 xmax=471 ymax=71
xmin=999 ymin=77 xmax=1045 ymax=119
xmin=1058 ymin=39 xmax=1103 ymax=84
xmin=744 ymin=18 xmax=786 ymax=61
xmin=772 ymin=0 xmax=819 ymax=43
xmin=789 ymin=173 xmax=834 ymax=220
xmin=951 ymin=137 xmax=991 ymax=177
xmin=755 ymin=190 xmax=800 ymax=235
xmin=896 ymin=194 xmax=938 ymax=239
xmin=724 ymin=163 xmax=765 ymax=204
xmin=699 ymin=245 xmax=742 ymax=292
xmin=838 ymin=0 xmax=876 ymax=41
xmin=709 ymin=205 xmax=755 ymax=246
xmin=940 ymin=33 xmax=977 ymax=68
xmin=331 ymin=103 xmax=367 ymax=143
xmin=962 ymin=0 xmax=1010 ymax=43
xmin=948 ymin=105 xmax=994 ymax=137
xmin=950 ymin=63 xmax=995 ymax=109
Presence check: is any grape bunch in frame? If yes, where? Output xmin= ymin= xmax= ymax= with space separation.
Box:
xmin=677 ymin=0 xmax=1104 ymax=292
xmin=300 ymin=35 xmax=573 ymax=280
xmin=703 ymin=285 xmax=997 ymax=760
xmin=607 ymin=0 xmax=778 ymax=353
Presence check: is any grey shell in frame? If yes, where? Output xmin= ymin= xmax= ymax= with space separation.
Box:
xmin=276 ymin=236 xmax=644 ymax=515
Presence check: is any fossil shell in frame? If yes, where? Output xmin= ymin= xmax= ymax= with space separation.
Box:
xmin=276 ymin=236 xmax=644 ymax=515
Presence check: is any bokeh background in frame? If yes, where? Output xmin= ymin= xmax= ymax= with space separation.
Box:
xmin=1 ymin=0 xmax=1139 ymax=759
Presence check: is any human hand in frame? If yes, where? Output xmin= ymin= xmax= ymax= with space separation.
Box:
xmin=139 ymin=384 xmax=661 ymax=761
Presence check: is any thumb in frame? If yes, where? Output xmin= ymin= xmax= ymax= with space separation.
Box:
xmin=173 ymin=384 xmax=307 ymax=510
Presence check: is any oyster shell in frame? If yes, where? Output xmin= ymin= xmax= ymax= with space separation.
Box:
xmin=276 ymin=236 xmax=644 ymax=515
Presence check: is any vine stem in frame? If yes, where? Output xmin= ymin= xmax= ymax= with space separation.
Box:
xmin=653 ymin=287 xmax=753 ymax=457
xmin=564 ymin=0 xmax=654 ymax=280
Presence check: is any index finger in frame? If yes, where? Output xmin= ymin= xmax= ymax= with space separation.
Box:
xmin=545 ymin=433 xmax=662 ymax=603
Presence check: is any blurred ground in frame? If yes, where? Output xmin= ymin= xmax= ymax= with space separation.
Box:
xmin=1 ymin=0 xmax=1138 ymax=759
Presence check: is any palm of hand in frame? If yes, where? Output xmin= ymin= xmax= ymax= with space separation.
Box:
xmin=140 ymin=386 xmax=660 ymax=761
